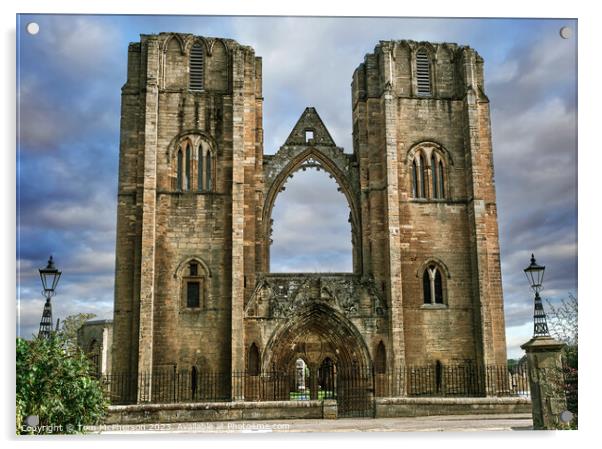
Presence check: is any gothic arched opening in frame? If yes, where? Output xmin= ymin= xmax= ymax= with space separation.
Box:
xmin=269 ymin=157 xmax=354 ymax=273
xmin=262 ymin=301 xmax=370 ymax=400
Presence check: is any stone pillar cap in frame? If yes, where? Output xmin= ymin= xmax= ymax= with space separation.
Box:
xmin=520 ymin=336 xmax=566 ymax=352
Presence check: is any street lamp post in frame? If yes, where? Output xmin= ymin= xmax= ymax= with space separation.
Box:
xmin=523 ymin=253 xmax=550 ymax=338
xmin=520 ymin=253 xmax=568 ymax=429
xmin=38 ymin=256 xmax=62 ymax=339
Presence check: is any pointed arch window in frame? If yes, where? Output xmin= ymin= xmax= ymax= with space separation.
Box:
xmin=431 ymin=153 xmax=438 ymax=198
xmin=197 ymin=146 xmax=204 ymax=192
xmin=177 ymin=148 xmax=184 ymax=191
xmin=438 ymin=160 xmax=445 ymax=199
xmin=416 ymin=49 xmax=432 ymax=96
xmin=173 ymin=138 xmax=216 ymax=193
xmin=412 ymin=160 xmax=418 ymax=198
xmin=419 ymin=154 xmax=426 ymax=198
xmin=422 ymin=270 xmax=432 ymax=304
xmin=410 ymin=146 xmax=447 ymax=201
xmin=205 ymin=150 xmax=212 ymax=191
xmin=189 ymin=43 xmax=204 ymax=91
xmin=423 ymin=264 xmax=445 ymax=305
xmin=185 ymin=144 xmax=191 ymax=191
xmin=248 ymin=343 xmax=260 ymax=376
xmin=434 ymin=270 xmax=443 ymax=304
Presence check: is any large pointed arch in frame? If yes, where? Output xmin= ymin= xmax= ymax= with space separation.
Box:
xmin=262 ymin=146 xmax=361 ymax=273
xmin=261 ymin=301 xmax=372 ymax=372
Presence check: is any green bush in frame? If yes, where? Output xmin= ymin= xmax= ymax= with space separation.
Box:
xmin=16 ymin=335 xmax=108 ymax=434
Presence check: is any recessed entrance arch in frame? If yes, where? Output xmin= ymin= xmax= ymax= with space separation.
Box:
xmin=261 ymin=301 xmax=372 ymax=410
xmin=262 ymin=301 xmax=371 ymax=372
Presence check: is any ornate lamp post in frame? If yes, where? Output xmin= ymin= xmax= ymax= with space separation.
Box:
xmin=38 ymin=255 xmax=62 ymax=339
xmin=523 ymin=253 xmax=550 ymax=337
xmin=520 ymin=253 xmax=567 ymax=429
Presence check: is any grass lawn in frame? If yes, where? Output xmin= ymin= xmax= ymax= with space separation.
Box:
xmin=289 ymin=390 xmax=333 ymax=400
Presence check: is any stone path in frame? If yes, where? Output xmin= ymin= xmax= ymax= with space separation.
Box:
xmin=95 ymin=413 xmax=533 ymax=434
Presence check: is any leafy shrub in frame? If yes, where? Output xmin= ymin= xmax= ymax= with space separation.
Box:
xmin=16 ymin=335 xmax=108 ymax=434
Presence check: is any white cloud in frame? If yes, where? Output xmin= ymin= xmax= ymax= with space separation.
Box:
xmin=35 ymin=197 xmax=116 ymax=233
xmin=38 ymin=16 xmax=121 ymax=76
xmin=488 ymin=60 xmax=518 ymax=85
xmin=229 ymin=16 xmax=480 ymax=153
xmin=271 ymin=168 xmax=352 ymax=271
xmin=16 ymin=17 xmax=578 ymax=361
xmin=505 ymin=323 xmax=533 ymax=359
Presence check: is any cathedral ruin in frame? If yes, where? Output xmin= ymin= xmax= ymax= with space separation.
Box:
xmin=112 ymin=32 xmax=508 ymax=411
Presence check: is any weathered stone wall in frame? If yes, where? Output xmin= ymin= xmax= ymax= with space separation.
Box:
xmin=113 ymin=34 xmax=508 ymax=402
xmin=106 ymin=400 xmax=326 ymax=424
xmin=351 ymin=40 xmax=507 ymax=369
xmin=112 ymin=33 xmax=263 ymax=382
xmin=375 ymin=397 xmax=531 ymax=418
xmin=105 ymin=397 xmax=530 ymax=424
xmin=77 ymin=319 xmax=113 ymax=375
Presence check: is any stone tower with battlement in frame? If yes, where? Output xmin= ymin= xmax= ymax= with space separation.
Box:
xmin=112 ymin=33 xmax=507 ymax=403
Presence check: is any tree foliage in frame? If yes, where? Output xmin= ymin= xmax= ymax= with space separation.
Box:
xmin=546 ymin=293 xmax=578 ymax=368
xmin=546 ymin=294 xmax=578 ymax=428
xmin=16 ymin=334 xmax=108 ymax=434
xmin=58 ymin=312 xmax=96 ymax=350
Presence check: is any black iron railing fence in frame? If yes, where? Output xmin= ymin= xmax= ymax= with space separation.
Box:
xmin=98 ymin=363 xmax=531 ymax=405
xmin=375 ymin=364 xmax=531 ymax=398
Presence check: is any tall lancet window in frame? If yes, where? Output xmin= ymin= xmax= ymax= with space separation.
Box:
xmin=185 ymin=144 xmax=191 ymax=191
xmin=410 ymin=145 xmax=448 ymax=200
xmin=412 ymin=160 xmax=418 ymax=198
xmin=205 ymin=150 xmax=212 ymax=191
xmin=197 ymin=146 xmax=204 ymax=192
xmin=438 ymin=160 xmax=445 ymax=199
xmin=419 ymin=154 xmax=427 ymax=198
xmin=423 ymin=269 xmax=432 ymax=304
xmin=177 ymin=148 xmax=183 ymax=191
xmin=434 ymin=269 xmax=443 ymax=304
xmin=431 ymin=153 xmax=438 ymax=199
xmin=189 ymin=43 xmax=204 ymax=91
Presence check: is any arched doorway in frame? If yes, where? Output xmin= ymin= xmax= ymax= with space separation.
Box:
xmin=262 ymin=301 xmax=373 ymax=416
xmin=318 ymin=357 xmax=334 ymax=395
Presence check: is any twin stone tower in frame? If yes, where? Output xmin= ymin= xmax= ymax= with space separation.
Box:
xmin=112 ymin=32 xmax=507 ymax=400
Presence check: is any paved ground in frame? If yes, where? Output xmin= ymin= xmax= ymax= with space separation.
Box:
xmin=95 ymin=414 xmax=533 ymax=434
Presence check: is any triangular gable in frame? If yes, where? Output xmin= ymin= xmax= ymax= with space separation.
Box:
xmin=284 ymin=107 xmax=336 ymax=146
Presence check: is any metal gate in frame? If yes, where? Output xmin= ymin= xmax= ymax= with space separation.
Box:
xmin=336 ymin=365 xmax=374 ymax=418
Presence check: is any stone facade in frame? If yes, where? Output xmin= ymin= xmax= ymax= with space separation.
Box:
xmin=112 ymin=34 xmax=507 ymax=400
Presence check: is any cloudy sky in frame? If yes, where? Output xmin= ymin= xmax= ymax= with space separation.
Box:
xmin=16 ymin=15 xmax=577 ymax=358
